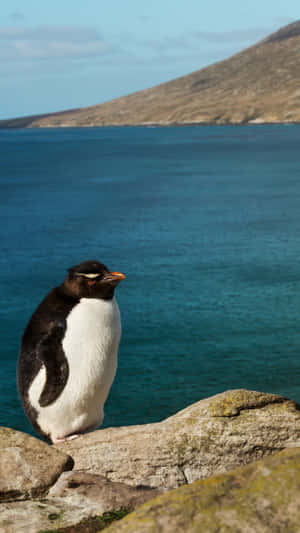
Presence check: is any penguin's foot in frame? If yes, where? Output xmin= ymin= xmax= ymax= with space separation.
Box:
xmin=52 ymin=434 xmax=80 ymax=444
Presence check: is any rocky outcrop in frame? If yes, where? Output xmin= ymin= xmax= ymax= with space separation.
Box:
xmin=56 ymin=389 xmax=300 ymax=490
xmin=1 ymin=389 xmax=300 ymax=532
xmin=105 ymin=447 xmax=300 ymax=533
xmin=0 ymin=427 xmax=73 ymax=502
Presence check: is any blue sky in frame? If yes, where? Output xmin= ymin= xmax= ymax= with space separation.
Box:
xmin=1 ymin=0 xmax=299 ymax=119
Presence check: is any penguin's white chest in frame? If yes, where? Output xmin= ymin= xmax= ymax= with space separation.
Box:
xmin=62 ymin=296 xmax=121 ymax=390
xmin=29 ymin=296 xmax=121 ymax=441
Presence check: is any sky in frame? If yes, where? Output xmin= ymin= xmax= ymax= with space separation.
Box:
xmin=0 ymin=0 xmax=299 ymax=119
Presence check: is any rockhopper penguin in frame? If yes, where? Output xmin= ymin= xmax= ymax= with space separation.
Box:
xmin=17 ymin=260 xmax=125 ymax=444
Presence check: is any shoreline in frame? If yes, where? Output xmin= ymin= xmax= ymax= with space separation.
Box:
xmin=1 ymin=120 xmax=300 ymax=130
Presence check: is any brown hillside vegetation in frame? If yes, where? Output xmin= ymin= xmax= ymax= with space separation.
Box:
xmin=1 ymin=20 xmax=300 ymax=128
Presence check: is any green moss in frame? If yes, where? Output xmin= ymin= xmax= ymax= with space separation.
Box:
xmin=105 ymin=509 xmax=132 ymax=522
xmin=38 ymin=508 xmax=133 ymax=533
xmin=39 ymin=530 xmax=61 ymax=533
xmin=48 ymin=512 xmax=63 ymax=521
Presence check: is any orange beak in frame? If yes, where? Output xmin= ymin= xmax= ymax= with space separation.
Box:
xmin=110 ymin=271 xmax=126 ymax=281
xmin=100 ymin=271 xmax=126 ymax=285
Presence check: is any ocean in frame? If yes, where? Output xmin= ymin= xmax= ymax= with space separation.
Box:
xmin=1 ymin=124 xmax=300 ymax=438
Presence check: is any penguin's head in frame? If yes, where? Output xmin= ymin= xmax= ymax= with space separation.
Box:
xmin=63 ymin=260 xmax=125 ymax=300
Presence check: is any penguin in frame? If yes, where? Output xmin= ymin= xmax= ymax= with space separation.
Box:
xmin=17 ymin=260 xmax=125 ymax=444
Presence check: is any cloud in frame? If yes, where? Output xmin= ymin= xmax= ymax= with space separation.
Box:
xmin=1 ymin=23 xmax=273 ymax=66
xmin=139 ymin=15 xmax=154 ymax=23
xmin=0 ymin=25 xmax=114 ymax=62
xmin=192 ymin=27 xmax=274 ymax=44
xmin=10 ymin=12 xmax=26 ymax=22
xmin=143 ymin=25 xmax=277 ymax=55
xmin=0 ymin=25 xmax=102 ymax=42
xmin=0 ymin=41 xmax=110 ymax=61
xmin=274 ymin=17 xmax=295 ymax=26
xmin=0 ymin=22 xmax=282 ymax=83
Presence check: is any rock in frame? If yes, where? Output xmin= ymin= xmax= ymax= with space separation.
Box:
xmin=105 ymin=447 xmax=300 ymax=533
xmin=0 ymin=499 xmax=91 ymax=533
xmin=56 ymin=389 xmax=300 ymax=490
xmin=2 ymin=390 xmax=300 ymax=531
xmin=0 ymin=472 xmax=159 ymax=533
xmin=0 ymin=427 xmax=73 ymax=502
xmin=48 ymin=471 xmax=161 ymax=513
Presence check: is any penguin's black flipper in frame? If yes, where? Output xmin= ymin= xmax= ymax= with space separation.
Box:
xmin=37 ymin=321 xmax=69 ymax=407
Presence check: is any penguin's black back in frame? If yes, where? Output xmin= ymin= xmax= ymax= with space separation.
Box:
xmin=18 ymin=286 xmax=79 ymax=438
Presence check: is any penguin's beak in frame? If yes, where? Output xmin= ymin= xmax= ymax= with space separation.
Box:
xmin=102 ymin=271 xmax=126 ymax=285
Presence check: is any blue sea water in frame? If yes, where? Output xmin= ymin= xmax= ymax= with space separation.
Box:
xmin=1 ymin=125 xmax=300 ymax=438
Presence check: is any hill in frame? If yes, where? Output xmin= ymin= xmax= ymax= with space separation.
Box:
xmin=1 ymin=20 xmax=300 ymax=128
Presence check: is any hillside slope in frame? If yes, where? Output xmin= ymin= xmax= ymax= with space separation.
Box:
xmin=2 ymin=20 xmax=300 ymax=127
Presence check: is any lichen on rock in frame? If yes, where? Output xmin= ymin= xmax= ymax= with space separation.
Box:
xmin=56 ymin=389 xmax=300 ymax=489
xmin=105 ymin=448 xmax=300 ymax=533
